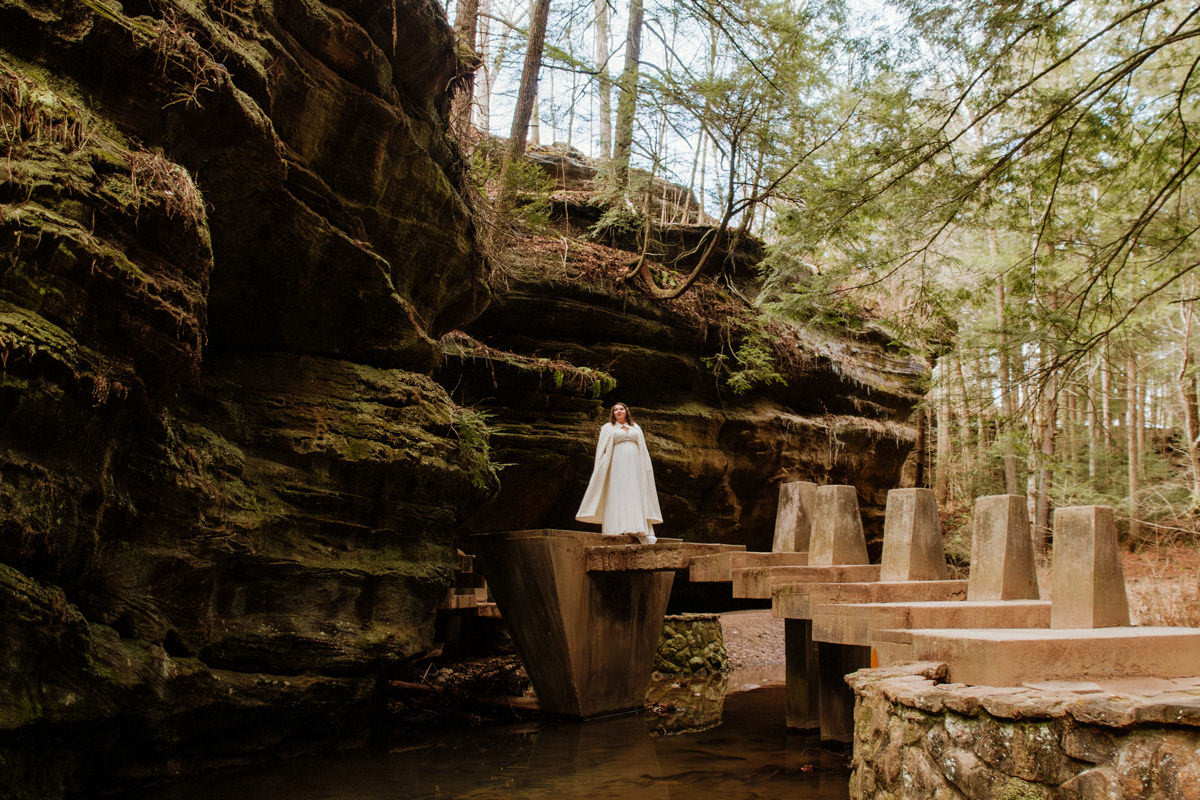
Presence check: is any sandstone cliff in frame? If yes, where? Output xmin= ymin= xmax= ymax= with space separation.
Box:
xmin=0 ymin=0 xmax=929 ymax=794
xmin=0 ymin=0 xmax=490 ymax=793
xmin=437 ymin=169 xmax=928 ymax=549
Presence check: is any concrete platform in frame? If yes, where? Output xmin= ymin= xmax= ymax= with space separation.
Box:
xmin=886 ymin=627 xmax=1200 ymax=685
xmin=471 ymin=529 xmax=677 ymax=717
xmin=585 ymin=541 xmax=743 ymax=572
xmin=734 ymin=564 xmax=881 ymax=599
xmin=771 ymin=577 xmax=960 ymax=619
xmin=688 ymin=550 xmax=807 ymax=582
xmin=813 ymin=599 xmax=1051 ymax=649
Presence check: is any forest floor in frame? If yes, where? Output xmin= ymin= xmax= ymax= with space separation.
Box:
xmin=1121 ymin=545 xmax=1200 ymax=626
xmin=720 ymin=609 xmax=786 ymax=670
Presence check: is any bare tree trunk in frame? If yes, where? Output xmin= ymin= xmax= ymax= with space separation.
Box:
xmin=915 ymin=404 xmax=928 ymax=488
xmin=1064 ymin=382 xmax=1077 ymax=485
xmin=594 ymin=0 xmax=612 ymax=159
xmin=1127 ymin=354 xmax=1141 ymax=541
xmin=1088 ymin=359 xmax=1100 ymax=484
xmin=681 ymin=131 xmax=703 ymax=224
xmin=954 ymin=355 xmax=973 ymax=501
xmin=476 ymin=0 xmax=495 ymax=132
xmin=1136 ymin=371 xmax=1146 ymax=480
xmin=611 ymin=0 xmax=644 ymax=196
xmin=500 ymin=0 xmax=552 ymax=205
xmin=1181 ymin=302 xmax=1200 ymax=508
xmin=451 ymin=0 xmax=481 ymax=131
xmin=935 ymin=377 xmax=951 ymax=505
xmin=530 ymin=96 xmax=541 ymax=145
xmin=994 ymin=275 xmax=1020 ymax=494
xmin=1099 ymin=347 xmax=1113 ymax=492
xmin=1034 ymin=345 xmax=1058 ymax=552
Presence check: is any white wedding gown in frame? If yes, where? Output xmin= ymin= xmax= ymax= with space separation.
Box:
xmin=601 ymin=425 xmax=655 ymax=538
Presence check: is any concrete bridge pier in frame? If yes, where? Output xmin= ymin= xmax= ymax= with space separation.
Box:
xmin=471 ymin=529 xmax=741 ymax=718
xmin=787 ymin=485 xmax=873 ymax=741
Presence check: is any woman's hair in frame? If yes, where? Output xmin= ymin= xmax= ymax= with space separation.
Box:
xmin=609 ymin=403 xmax=633 ymax=424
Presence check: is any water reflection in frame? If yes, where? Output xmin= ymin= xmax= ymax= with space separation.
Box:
xmin=140 ymin=680 xmax=848 ymax=800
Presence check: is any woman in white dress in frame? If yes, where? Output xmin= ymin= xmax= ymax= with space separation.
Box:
xmin=575 ymin=403 xmax=664 ymax=543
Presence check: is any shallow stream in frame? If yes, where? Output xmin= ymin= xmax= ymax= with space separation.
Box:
xmin=141 ymin=674 xmax=850 ymax=800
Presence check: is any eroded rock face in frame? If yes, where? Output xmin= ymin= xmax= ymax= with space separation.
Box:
xmin=439 ymin=269 xmax=926 ymax=550
xmin=0 ymin=0 xmax=489 ymax=792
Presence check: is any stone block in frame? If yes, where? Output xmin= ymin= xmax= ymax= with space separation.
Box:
xmin=585 ymin=541 xmax=743 ymax=572
xmin=1062 ymin=727 xmax=1117 ymax=764
xmin=1059 ymin=768 xmax=1116 ymax=800
xmin=809 ymin=485 xmax=870 ymax=567
xmin=773 ymin=481 xmax=817 ymax=553
xmin=688 ymin=550 xmax=806 ymax=583
xmin=813 ymin=598 xmax=1049 ymax=648
xmin=968 ymin=494 xmax=1040 ymax=601
xmin=737 ymin=563 xmax=880 ymax=601
xmin=880 ymin=488 xmax=949 ymax=581
xmin=905 ymin=627 xmax=1200 ymax=687
xmin=1051 ymin=506 xmax=1130 ymax=628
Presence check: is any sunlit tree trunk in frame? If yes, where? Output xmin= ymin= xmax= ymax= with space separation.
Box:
xmin=594 ymin=0 xmax=612 ymax=159
xmin=476 ymin=0 xmax=495 ymax=132
xmin=500 ymin=0 xmax=552 ymax=206
xmin=611 ymin=0 xmax=644 ymax=197
xmin=451 ymin=0 xmax=480 ymax=131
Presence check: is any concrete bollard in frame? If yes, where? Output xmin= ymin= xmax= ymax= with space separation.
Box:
xmin=967 ymin=494 xmax=1040 ymax=601
xmin=772 ymin=481 xmax=817 ymax=553
xmin=880 ymin=488 xmax=949 ymax=581
xmin=1051 ymin=505 xmax=1131 ymax=628
xmin=808 ymin=485 xmax=870 ymax=566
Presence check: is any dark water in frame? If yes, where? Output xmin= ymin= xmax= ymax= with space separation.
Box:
xmin=142 ymin=678 xmax=850 ymax=800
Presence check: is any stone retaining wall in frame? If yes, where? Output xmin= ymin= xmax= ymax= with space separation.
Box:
xmin=848 ymin=662 xmax=1200 ymax=799
xmin=654 ymin=614 xmax=728 ymax=674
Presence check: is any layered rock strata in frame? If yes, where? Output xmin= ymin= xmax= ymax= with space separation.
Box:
xmin=0 ymin=0 xmax=489 ymax=793
xmin=438 ymin=249 xmax=927 ymax=550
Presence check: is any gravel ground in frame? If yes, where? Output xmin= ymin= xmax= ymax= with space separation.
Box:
xmin=720 ymin=609 xmax=785 ymax=669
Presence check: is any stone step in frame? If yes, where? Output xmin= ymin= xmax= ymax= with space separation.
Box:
xmin=813 ymin=599 xmax=1051 ymax=649
xmin=774 ymin=579 xmax=968 ymax=620
xmin=734 ymin=564 xmax=879 ymax=600
xmin=888 ymin=627 xmax=1200 ymax=685
xmin=688 ymin=550 xmax=808 ymax=583
xmin=584 ymin=542 xmax=743 ymax=572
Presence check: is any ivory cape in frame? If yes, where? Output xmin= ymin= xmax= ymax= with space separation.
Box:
xmin=575 ymin=422 xmax=664 ymax=527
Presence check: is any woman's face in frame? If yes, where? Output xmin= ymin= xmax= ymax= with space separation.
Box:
xmin=612 ymin=404 xmax=628 ymax=423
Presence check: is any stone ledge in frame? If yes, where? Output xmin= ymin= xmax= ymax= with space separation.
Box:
xmin=847 ymin=661 xmax=1200 ymax=730
xmin=848 ymin=661 xmax=1200 ymax=800
xmin=585 ymin=542 xmax=743 ymax=572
